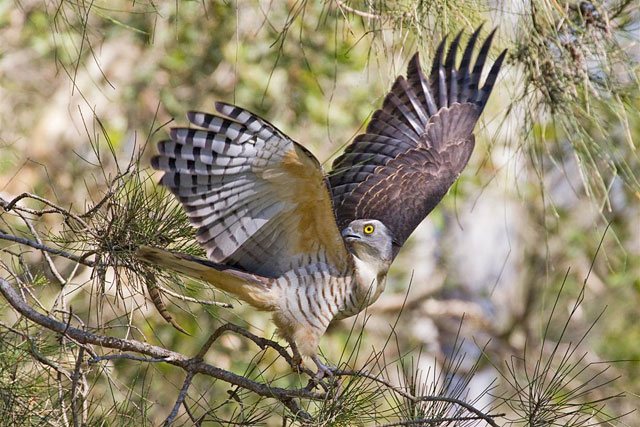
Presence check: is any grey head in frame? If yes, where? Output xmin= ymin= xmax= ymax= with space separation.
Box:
xmin=341 ymin=219 xmax=395 ymax=265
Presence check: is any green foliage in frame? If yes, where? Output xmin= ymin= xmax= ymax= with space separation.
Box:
xmin=494 ymin=272 xmax=624 ymax=425
xmin=510 ymin=0 xmax=640 ymax=208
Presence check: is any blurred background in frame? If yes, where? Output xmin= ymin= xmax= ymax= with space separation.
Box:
xmin=1 ymin=0 xmax=639 ymax=425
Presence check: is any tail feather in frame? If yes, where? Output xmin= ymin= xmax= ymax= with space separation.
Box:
xmin=135 ymin=246 xmax=274 ymax=310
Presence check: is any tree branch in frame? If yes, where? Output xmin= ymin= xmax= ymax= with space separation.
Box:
xmin=88 ymin=354 xmax=167 ymax=363
xmin=198 ymin=323 xmax=310 ymax=375
xmin=0 ymin=278 xmax=318 ymax=419
xmin=376 ymin=414 xmax=505 ymax=426
xmin=0 ymin=275 xmax=503 ymax=424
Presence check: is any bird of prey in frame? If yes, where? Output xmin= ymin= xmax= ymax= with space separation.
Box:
xmin=137 ymin=28 xmax=506 ymax=377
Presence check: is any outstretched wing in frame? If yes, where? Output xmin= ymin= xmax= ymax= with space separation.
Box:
xmin=152 ymin=103 xmax=349 ymax=278
xmin=329 ymin=27 xmax=506 ymax=258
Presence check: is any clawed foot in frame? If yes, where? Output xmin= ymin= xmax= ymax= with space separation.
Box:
xmin=312 ymin=356 xmax=338 ymax=380
xmin=311 ymin=356 xmax=343 ymax=397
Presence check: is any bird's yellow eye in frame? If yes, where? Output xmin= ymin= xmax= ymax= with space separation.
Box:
xmin=363 ymin=224 xmax=375 ymax=234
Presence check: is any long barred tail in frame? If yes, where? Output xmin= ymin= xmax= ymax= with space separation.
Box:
xmin=135 ymin=246 xmax=275 ymax=310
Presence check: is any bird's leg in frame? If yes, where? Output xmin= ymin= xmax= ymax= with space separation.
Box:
xmin=288 ymin=340 xmax=303 ymax=372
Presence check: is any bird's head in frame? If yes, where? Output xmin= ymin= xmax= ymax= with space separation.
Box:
xmin=341 ymin=219 xmax=394 ymax=265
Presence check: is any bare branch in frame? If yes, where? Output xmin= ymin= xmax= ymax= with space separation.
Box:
xmin=156 ymin=283 xmax=233 ymax=308
xmin=0 ymin=275 xmax=505 ymax=424
xmin=201 ymin=324 xmax=283 ymax=362
xmin=334 ymin=0 xmax=381 ymax=20
xmin=0 ymin=231 xmax=96 ymax=267
xmin=88 ymin=354 xmax=167 ymax=364
xmin=71 ymin=346 xmax=84 ymax=427
xmin=1 ymin=193 xmax=90 ymax=229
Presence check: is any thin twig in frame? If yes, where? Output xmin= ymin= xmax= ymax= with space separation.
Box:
xmin=333 ymin=368 xmax=502 ymax=427
xmin=1 ymin=193 xmax=90 ymax=229
xmin=17 ymin=212 xmax=66 ymax=285
xmin=53 ymin=309 xmax=86 ymax=328
xmin=334 ymin=0 xmax=381 ymax=20
xmin=71 ymin=346 xmax=84 ymax=427
xmin=0 ymin=320 xmax=72 ymax=381
xmin=197 ymin=323 xmax=316 ymax=378
xmin=156 ymin=283 xmax=233 ymax=308
xmin=164 ymin=371 xmax=195 ymax=426
xmin=57 ymin=371 xmax=70 ymax=426
xmin=0 ymin=232 xmax=95 ymax=267
xmin=376 ymin=414 xmax=506 ymax=426
xmin=0 ymin=261 xmax=48 ymax=311
xmin=182 ymin=400 xmax=200 ymax=426
xmin=79 ymin=169 xmax=131 ymax=218
xmin=88 ymin=354 xmax=168 ymax=364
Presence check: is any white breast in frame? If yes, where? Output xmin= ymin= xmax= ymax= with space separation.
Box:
xmin=353 ymin=256 xmax=387 ymax=305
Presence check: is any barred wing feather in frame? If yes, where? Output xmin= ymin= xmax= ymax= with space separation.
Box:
xmin=330 ymin=27 xmax=506 ymax=258
xmin=152 ymin=103 xmax=349 ymax=278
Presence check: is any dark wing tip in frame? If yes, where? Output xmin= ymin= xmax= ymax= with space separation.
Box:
xmin=477 ymin=48 xmax=507 ymax=109
xmin=445 ymin=30 xmax=464 ymax=104
xmin=186 ymin=110 xmax=199 ymax=123
xmin=409 ymin=51 xmax=420 ymax=66
xmin=169 ymin=127 xmax=180 ymax=141
xmin=429 ymin=34 xmax=449 ymax=80
xmin=457 ymin=26 xmax=504 ymax=108
xmin=214 ymin=101 xmax=232 ymax=114
xmin=330 ymin=27 xmax=506 ymax=252
xmin=445 ymin=30 xmax=463 ymax=70
xmin=150 ymin=155 xmax=161 ymax=171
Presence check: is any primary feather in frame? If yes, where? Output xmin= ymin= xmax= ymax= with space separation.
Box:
xmin=330 ymin=27 xmax=506 ymax=257
xmin=152 ymin=103 xmax=348 ymax=278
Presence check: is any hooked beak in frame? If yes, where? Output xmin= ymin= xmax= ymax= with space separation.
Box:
xmin=341 ymin=226 xmax=361 ymax=242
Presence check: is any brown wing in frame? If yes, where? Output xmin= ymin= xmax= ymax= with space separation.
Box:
xmin=152 ymin=103 xmax=349 ymax=278
xmin=329 ymin=27 xmax=506 ymax=258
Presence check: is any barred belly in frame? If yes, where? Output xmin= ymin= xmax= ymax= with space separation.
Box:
xmin=270 ymin=260 xmax=384 ymax=358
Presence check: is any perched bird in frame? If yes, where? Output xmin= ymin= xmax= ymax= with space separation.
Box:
xmin=137 ymin=28 xmax=506 ymax=377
